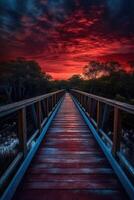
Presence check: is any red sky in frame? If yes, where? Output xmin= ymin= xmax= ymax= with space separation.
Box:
xmin=0 ymin=0 xmax=134 ymax=79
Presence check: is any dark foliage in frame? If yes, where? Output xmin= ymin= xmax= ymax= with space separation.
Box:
xmin=0 ymin=59 xmax=134 ymax=105
xmin=0 ymin=58 xmax=53 ymax=104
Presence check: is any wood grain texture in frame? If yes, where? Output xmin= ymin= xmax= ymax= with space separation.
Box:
xmin=13 ymin=94 xmax=128 ymax=200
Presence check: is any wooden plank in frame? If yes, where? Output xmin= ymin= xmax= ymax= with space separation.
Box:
xmin=27 ymin=167 xmax=113 ymax=175
xmin=13 ymin=189 xmax=128 ymax=200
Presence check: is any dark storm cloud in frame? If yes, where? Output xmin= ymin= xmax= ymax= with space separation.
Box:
xmin=0 ymin=0 xmax=134 ymax=79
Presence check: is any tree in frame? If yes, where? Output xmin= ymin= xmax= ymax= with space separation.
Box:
xmin=104 ymin=61 xmax=122 ymax=75
xmin=83 ymin=60 xmax=123 ymax=80
xmin=0 ymin=59 xmax=51 ymax=103
xmin=83 ymin=61 xmax=103 ymax=79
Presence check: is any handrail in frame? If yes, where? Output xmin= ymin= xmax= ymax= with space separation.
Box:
xmin=0 ymin=90 xmax=64 ymax=117
xmin=72 ymin=89 xmax=134 ymax=114
xmin=71 ymin=89 xmax=134 ymax=199
xmin=71 ymin=89 xmax=134 ymax=177
xmin=0 ymin=90 xmax=65 ymax=195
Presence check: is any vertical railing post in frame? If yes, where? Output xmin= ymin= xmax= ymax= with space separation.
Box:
xmin=97 ymin=101 xmax=100 ymax=131
xmin=86 ymin=96 xmax=88 ymax=112
xmin=81 ymin=95 xmax=83 ymax=106
xmin=48 ymin=97 xmax=50 ymax=112
xmin=84 ymin=95 xmax=86 ymax=110
xmin=46 ymin=97 xmax=49 ymax=116
xmin=54 ymin=93 xmax=56 ymax=106
xmin=89 ymin=98 xmax=92 ymax=117
xmin=18 ymin=107 xmax=27 ymax=157
xmin=36 ymin=101 xmax=42 ymax=132
xmin=85 ymin=96 xmax=87 ymax=112
xmin=83 ymin=95 xmax=84 ymax=107
xmin=112 ymin=107 xmax=121 ymax=156
xmin=78 ymin=93 xmax=80 ymax=103
xmin=83 ymin=95 xmax=85 ymax=108
xmin=51 ymin=96 xmax=53 ymax=110
xmin=87 ymin=97 xmax=90 ymax=116
xmin=56 ymin=93 xmax=58 ymax=103
xmin=55 ymin=93 xmax=57 ymax=104
xmin=80 ymin=94 xmax=82 ymax=105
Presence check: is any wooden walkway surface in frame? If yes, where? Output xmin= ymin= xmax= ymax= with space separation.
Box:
xmin=13 ymin=93 xmax=128 ymax=200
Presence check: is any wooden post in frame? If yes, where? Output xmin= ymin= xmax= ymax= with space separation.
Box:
xmin=78 ymin=94 xmax=80 ymax=102
xmin=55 ymin=94 xmax=57 ymax=104
xmin=82 ymin=95 xmax=83 ymax=106
xmin=86 ymin=96 xmax=88 ymax=112
xmin=84 ymin=96 xmax=86 ymax=110
xmin=54 ymin=94 xmax=56 ymax=106
xmin=50 ymin=96 xmax=52 ymax=111
xmin=83 ymin=95 xmax=85 ymax=107
xmin=18 ymin=107 xmax=27 ymax=157
xmin=52 ymin=95 xmax=53 ymax=109
xmin=85 ymin=96 xmax=87 ymax=111
xmin=31 ymin=104 xmax=38 ymax=128
xmin=112 ymin=107 xmax=121 ymax=156
xmin=97 ymin=101 xmax=100 ymax=131
xmin=36 ymin=101 xmax=42 ymax=132
xmin=46 ymin=97 xmax=49 ymax=116
xmin=57 ymin=94 xmax=58 ymax=103
xmin=89 ymin=98 xmax=92 ymax=117
xmin=80 ymin=94 xmax=82 ymax=104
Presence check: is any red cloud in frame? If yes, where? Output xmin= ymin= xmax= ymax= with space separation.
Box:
xmin=0 ymin=3 xmax=134 ymax=79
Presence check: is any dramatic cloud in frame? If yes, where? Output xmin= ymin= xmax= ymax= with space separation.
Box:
xmin=0 ymin=0 xmax=134 ymax=79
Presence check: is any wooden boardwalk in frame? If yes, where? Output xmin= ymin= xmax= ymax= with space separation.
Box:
xmin=13 ymin=93 xmax=128 ymax=200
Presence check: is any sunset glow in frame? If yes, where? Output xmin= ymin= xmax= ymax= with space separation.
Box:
xmin=0 ymin=0 xmax=134 ymax=79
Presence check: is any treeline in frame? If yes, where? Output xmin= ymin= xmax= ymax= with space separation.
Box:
xmin=68 ymin=72 xmax=134 ymax=104
xmin=55 ymin=60 xmax=134 ymax=104
xmin=0 ymin=58 xmax=53 ymax=104
xmin=0 ymin=59 xmax=134 ymax=105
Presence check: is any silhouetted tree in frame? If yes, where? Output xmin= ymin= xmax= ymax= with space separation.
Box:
xmin=83 ymin=60 xmax=123 ymax=80
xmin=0 ymin=59 xmax=52 ymax=103
xmin=83 ymin=61 xmax=102 ymax=79
xmin=104 ymin=61 xmax=122 ymax=74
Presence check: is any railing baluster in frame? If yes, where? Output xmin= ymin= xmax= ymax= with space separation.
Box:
xmin=97 ymin=101 xmax=100 ymax=131
xmin=31 ymin=104 xmax=38 ymax=128
xmin=52 ymin=95 xmax=54 ymax=109
xmin=54 ymin=94 xmax=56 ymax=107
xmin=50 ymin=96 xmax=52 ymax=110
xmin=78 ymin=93 xmax=80 ymax=103
xmin=36 ymin=101 xmax=42 ymax=132
xmin=112 ymin=107 xmax=121 ymax=156
xmin=84 ymin=96 xmax=87 ymax=111
xmin=85 ymin=96 xmax=88 ymax=112
xmin=82 ymin=95 xmax=84 ymax=106
xmin=0 ymin=90 xmax=64 ymax=194
xmin=46 ymin=97 xmax=49 ymax=116
xmin=18 ymin=107 xmax=27 ymax=157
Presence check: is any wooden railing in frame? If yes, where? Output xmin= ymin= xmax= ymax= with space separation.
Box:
xmin=71 ymin=89 xmax=134 ymax=182
xmin=0 ymin=90 xmax=64 ymax=194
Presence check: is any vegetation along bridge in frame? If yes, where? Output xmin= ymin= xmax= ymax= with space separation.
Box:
xmin=0 ymin=90 xmax=134 ymax=200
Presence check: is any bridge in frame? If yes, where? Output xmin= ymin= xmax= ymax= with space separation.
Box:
xmin=0 ymin=90 xmax=134 ymax=200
